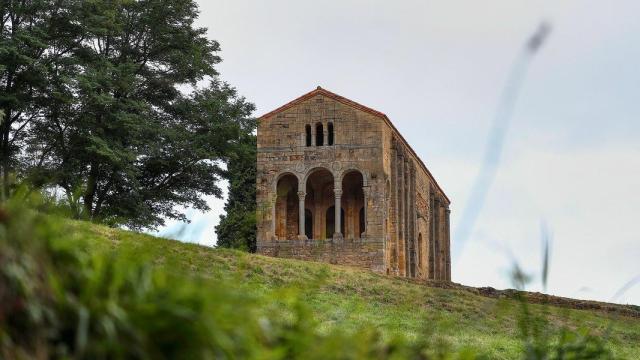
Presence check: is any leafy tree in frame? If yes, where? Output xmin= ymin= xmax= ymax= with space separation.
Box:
xmin=0 ymin=0 xmax=82 ymax=198
xmin=23 ymin=0 xmax=254 ymax=229
xmin=215 ymin=132 xmax=257 ymax=251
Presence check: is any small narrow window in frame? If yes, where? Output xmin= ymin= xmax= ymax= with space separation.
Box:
xmin=328 ymin=122 xmax=334 ymax=145
xmin=315 ymin=123 xmax=324 ymax=146
xmin=305 ymin=125 xmax=312 ymax=146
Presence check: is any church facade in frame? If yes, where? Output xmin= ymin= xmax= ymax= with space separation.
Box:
xmin=256 ymin=87 xmax=451 ymax=281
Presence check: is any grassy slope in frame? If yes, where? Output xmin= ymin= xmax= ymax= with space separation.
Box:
xmin=70 ymin=220 xmax=640 ymax=359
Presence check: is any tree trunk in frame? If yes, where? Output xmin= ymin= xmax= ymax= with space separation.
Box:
xmin=84 ymin=164 xmax=98 ymax=219
xmin=1 ymin=107 xmax=12 ymax=201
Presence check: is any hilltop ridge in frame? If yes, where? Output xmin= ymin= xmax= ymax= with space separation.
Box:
xmin=71 ymin=220 xmax=640 ymax=358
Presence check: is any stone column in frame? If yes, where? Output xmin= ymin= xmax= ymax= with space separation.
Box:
xmin=334 ymin=187 xmax=343 ymax=239
xmin=390 ymin=141 xmax=399 ymax=274
xmin=362 ymin=185 xmax=370 ymax=237
xmin=323 ymin=124 xmax=328 ymax=146
xmin=445 ymin=207 xmax=451 ymax=281
xmin=409 ymin=164 xmax=417 ymax=278
xmin=433 ymin=201 xmax=442 ymax=280
xmin=271 ymin=192 xmax=277 ymax=240
xmin=404 ymin=159 xmax=410 ymax=276
xmin=439 ymin=203 xmax=446 ymax=280
xmin=297 ymin=191 xmax=306 ymax=240
xmin=429 ymin=194 xmax=438 ymax=280
xmin=398 ymin=153 xmax=405 ymax=276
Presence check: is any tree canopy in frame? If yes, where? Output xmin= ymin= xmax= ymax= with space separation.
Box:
xmin=2 ymin=0 xmax=255 ymax=229
xmin=215 ymin=132 xmax=256 ymax=251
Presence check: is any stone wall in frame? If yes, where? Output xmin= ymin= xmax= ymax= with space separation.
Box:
xmin=257 ymin=238 xmax=385 ymax=272
xmin=380 ymin=116 xmax=451 ymax=281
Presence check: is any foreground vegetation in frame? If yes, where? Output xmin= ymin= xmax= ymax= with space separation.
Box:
xmin=2 ymin=201 xmax=639 ymax=359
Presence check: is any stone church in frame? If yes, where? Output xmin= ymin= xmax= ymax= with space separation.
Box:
xmin=256 ymin=87 xmax=451 ymax=281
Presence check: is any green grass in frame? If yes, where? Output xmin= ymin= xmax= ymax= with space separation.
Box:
xmin=71 ymin=220 xmax=640 ymax=359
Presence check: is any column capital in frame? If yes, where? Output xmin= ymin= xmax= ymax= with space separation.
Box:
xmin=362 ymin=186 xmax=371 ymax=196
xmin=333 ymin=188 xmax=343 ymax=198
xmin=297 ymin=191 xmax=306 ymax=200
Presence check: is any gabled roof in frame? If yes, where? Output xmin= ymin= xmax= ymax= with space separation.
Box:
xmin=260 ymin=87 xmax=450 ymax=203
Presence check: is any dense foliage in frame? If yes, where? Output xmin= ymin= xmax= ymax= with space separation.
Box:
xmin=1 ymin=0 xmax=254 ymax=229
xmin=215 ymin=132 xmax=257 ymax=251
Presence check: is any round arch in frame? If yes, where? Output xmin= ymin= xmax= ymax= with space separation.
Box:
xmin=273 ymin=171 xmax=302 ymax=193
xmin=338 ymin=168 xmax=368 ymax=186
xmin=303 ymin=166 xmax=336 ymax=185
xmin=274 ymin=172 xmax=300 ymax=240
xmin=304 ymin=167 xmax=335 ymax=239
xmin=341 ymin=169 xmax=365 ymax=239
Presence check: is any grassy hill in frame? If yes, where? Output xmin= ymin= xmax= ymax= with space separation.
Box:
xmin=66 ymin=220 xmax=640 ymax=359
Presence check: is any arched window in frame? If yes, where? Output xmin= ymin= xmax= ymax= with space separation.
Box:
xmin=328 ymin=122 xmax=334 ymax=145
xmin=305 ymin=125 xmax=312 ymax=147
xmin=315 ymin=123 xmax=324 ymax=146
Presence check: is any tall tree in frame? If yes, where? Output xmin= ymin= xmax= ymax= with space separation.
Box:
xmin=0 ymin=0 xmax=82 ymax=198
xmin=24 ymin=0 xmax=254 ymax=229
xmin=215 ymin=132 xmax=256 ymax=251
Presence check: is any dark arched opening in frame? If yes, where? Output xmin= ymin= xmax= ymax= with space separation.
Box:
xmin=305 ymin=168 xmax=334 ymax=239
xmin=315 ymin=123 xmax=324 ymax=146
xmin=328 ymin=122 xmax=334 ymax=145
xmin=305 ymin=209 xmax=313 ymax=239
xmin=341 ymin=170 xmax=364 ymax=239
xmin=275 ymin=174 xmax=299 ymax=240
xmin=305 ymin=124 xmax=312 ymax=147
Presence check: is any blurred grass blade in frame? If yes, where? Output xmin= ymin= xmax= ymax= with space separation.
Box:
xmin=540 ymin=222 xmax=552 ymax=293
xmin=453 ymin=21 xmax=552 ymax=259
xmin=611 ymin=275 xmax=640 ymax=303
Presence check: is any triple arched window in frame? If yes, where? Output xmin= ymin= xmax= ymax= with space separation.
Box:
xmin=305 ymin=121 xmax=334 ymax=147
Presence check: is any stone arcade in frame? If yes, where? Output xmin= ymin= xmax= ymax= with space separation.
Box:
xmin=256 ymin=87 xmax=451 ymax=281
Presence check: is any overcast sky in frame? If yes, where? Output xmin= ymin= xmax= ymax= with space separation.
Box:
xmin=153 ymin=0 xmax=640 ymax=305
